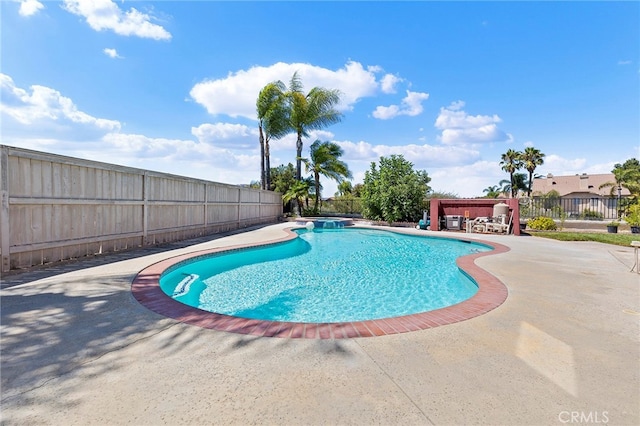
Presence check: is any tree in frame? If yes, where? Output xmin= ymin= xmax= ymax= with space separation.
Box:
xmin=600 ymin=158 xmax=640 ymax=198
xmin=352 ymin=183 xmax=364 ymax=198
xmin=483 ymin=185 xmax=502 ymax=198
xmin=499 ymin=173 xmax=528 ymax=198
xmin=301 ymin=140 xmax=352 ymax=211
xmin=336 ymin=181 xmax=353 ymax=197
xmin=427 ymin=191 xmax=459 ymax=199
xmin=361 ymin=155 xmax=431 ymax=223
xmin=500 ymin=149 xmax=523 ymax=198
xmin=286 ymin=72 xmax=343 ymax=181
xmin=282 ymin=179 xmax=311 ymax=216
xmin=257 ymin=81 xmax=290 ymax=190
xmin=520 ymin=147 xmax=545 ymax=197
xmin=270 ymin=163 xmax=296 ymax=193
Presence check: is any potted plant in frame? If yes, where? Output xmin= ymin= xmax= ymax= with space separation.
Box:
xmin=626 ymin=203 xmax=640 ymax=234
xmin=606 ymin=221 xmax=619 ymax=233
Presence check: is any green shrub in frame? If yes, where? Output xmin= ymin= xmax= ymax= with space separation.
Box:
xmin=626 ymin=202 xmax=640 ymax=226
xmin=580 ymin=209 xmax=604 ymax=220
xmin=528 ymin=216 xmax=557 ymax=231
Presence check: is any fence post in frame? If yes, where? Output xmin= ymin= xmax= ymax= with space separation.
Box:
xmin=0 ymin=146 xmax=10 ymax=272
xmin=142 ymin=171 xmax=148 ymax=246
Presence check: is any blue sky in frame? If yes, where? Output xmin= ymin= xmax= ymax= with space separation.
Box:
xmin=2 ymin=0 xmax=638 ymax=197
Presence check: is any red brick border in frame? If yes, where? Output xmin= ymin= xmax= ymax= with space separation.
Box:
xmin=131 ymin=228 xmax=509 ymax=338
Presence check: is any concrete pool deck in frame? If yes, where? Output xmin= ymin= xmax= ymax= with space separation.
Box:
xmin=1 ymin=223 xmax=639 ymax=425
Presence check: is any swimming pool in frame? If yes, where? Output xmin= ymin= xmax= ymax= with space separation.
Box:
xmin=132 ymin=225 xmax=509 ymax=338
xmin=159 ymin=228 xmax=491 ymax=323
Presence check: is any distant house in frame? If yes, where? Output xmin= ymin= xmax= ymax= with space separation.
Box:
xmin=531 ymin=173 xmax=630 ymax=219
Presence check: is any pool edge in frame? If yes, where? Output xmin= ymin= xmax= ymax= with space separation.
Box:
xmin=131 ymin=226 xmax=510 ymax=339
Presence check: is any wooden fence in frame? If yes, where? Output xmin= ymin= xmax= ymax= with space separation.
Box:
xmin=0 ymin=145 xmax=282 ymax=272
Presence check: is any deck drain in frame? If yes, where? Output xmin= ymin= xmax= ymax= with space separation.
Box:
xmin=622 ymin=309 xmax=640 ymax=315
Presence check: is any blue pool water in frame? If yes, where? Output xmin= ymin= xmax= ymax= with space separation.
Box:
xmin=159 ymin=228 xmax=491 ymax=323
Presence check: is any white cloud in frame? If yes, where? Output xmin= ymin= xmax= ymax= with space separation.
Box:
xmin=537 ymin=154 xmax=588 ymax=175
xmin=380 ymin=74 xmax=402 ymax=94
xmin=88 ymin=133 xmax=260 ymax=184
xmin=336 ymin=139 xmax=479 ymax=168
xmin=17 ymin=0 xmax=44 ymax=16
xmin=103 ymin=48 xmax=123 ymax=59
xmin=618 ymin=60 xmax=632 ymax=65
xmin=372 ymin=105 xmax=400 ymax=120
xmin=434 ymin=101 xmax=511 ymax=145
xmin=190 ymin=61 xmax=384 ymax=120
xmin=0 ymin=73 xmax=120 ymax=132
xmin=372 ymin=90 xmax=429 ymax=120
xmin=428 ymin=160 xmax=505 ymax=197
xmin=63 ymin=0 xmax=171 ymax=40
xmin=191 ymin=123 xmax=258 ymax=149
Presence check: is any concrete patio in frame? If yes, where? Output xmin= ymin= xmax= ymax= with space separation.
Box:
xmin=1 ymin=223 xmax=638 ymax=425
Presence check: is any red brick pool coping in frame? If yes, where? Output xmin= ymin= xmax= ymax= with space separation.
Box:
xmin=131 ymin=227 xmax=509 ymax=339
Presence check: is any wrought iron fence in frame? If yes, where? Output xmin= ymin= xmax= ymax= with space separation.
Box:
xmin=317 ymin=196 xmax=629 ymax=221
xmin=319 ymin=198 xmax=363 ymax=215
xmin=520 ymin=197 xmax=627 ymax=221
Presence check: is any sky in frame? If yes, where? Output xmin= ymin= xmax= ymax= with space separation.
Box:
xmin=1 ymin=0 xmax=639 ymax=198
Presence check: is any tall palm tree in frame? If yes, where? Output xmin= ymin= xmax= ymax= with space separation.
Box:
xmin=301 ymin=140 xmax=352 ymax=211
xmin=287 ymin=72 xmax=343 ymax=181
xmin=520 ymin=147 xmax=545 ymax=197
xmin=500 ymin=149 xmax=523 ymax=198
xmin=257 ymin=81 xmax=289 ymax=190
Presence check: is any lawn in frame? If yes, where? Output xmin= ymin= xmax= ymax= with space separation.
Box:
xmin=528 ymin=231 xmax=639 ymax=247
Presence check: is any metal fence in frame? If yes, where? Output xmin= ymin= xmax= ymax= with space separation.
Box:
xmin=319 ymin=196 xmax=629 ymax=222
xmin=319 ymin=198 xmax=363 ymax=215
xmin=519 ymin=197 xmax=626 ymax=220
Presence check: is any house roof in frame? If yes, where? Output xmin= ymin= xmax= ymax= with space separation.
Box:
xmin=531 ymin=173 xmax=631 ymax=197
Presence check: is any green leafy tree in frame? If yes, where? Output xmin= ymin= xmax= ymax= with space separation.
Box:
xmin=336 ymin=181 xmax=353 ymax=197
xmin=257 ymin=81 xmax=290 ymax=190
xmin=282 ymin=179 xmax=311 ymax=216
xmin=499 ymin=173 xmax=528 ymax=197
xmin=301 ymin=140 xmax=352 ymax=211
xmin=270 ymin=163 xmax=296 ymax=193
xmin=520 ymin=147 xmax=546 ymax=197
xmin=483 ymin=185 xmax=502 ymax=198
xmin=600 ymin=158 xmax=640 ymax=198
xmin=361 ymin=155 xmax=431 ymax=223
xmin=286 ymin=72 xmax=343 ymax=181
xmin=427 ymin=191 xmax=459 ymax=199
xmin=268 ymin=163 xmax=297 ymax=212
xmin=500 ymin=149 xmax=523 ymax=197
xmin=352 ymin=183 xmax=364 ymax=198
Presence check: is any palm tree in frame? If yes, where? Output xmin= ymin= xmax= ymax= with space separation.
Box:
xmin=499 ymin=173 xmax=528 ymax=198
xmin=257 ymin=81 xmax=289 ymax=190
xmin=500 ymin=149 xmax=523 ymax=198
xmin=483 ymin=185 xmax=501 ymax=198
xmin=287 ymin=72 xmax=343 ymax=181
xmin=282 ymin=179 xmax=311 ymax=216
xmin=337 ymin=181 xmax=353 ymax=197
xmin=599 ymin=159 xmax=640 ymax=198
xmin=520 ymin=147 xmax=545 ymax=197
xmin=600 ymin=159 xmax=640 ymax=218
xmin=301 ymin=140 xmax=352 ymax=211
